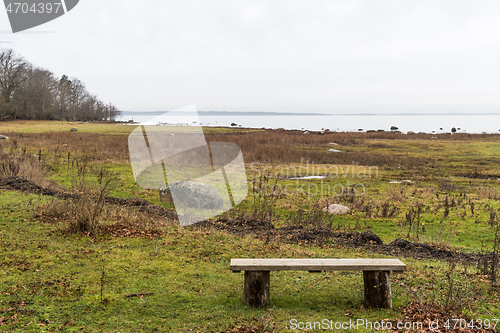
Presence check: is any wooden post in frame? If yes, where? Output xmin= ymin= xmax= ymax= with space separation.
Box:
xmin=243 ymin=271 xmax=270 ymax=307
xmin=363 ymin=271 xmax=392 ymax=309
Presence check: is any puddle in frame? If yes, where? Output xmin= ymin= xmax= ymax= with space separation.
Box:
xmin=288 ymin=175 xmax=327 ymax=180
xmin=389 ymin=180 xmax=413 ymax=184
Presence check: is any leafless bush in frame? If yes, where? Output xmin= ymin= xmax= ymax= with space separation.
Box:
xmin=250 ymin=171 xmax=281 ymax=221
xmin=0 ymin=145 xmax=45 ymax=182
xmin=67 ymin=171 xmax=115 ymax=235
xmin=403 ymin=260 xmax=476 ymax=320
xmin=36 ymin=195 xmax=166 ymax=237
xmin=492 ymin=220 xmax=500 ymax=287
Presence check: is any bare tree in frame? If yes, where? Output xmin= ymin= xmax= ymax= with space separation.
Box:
xmin=69 ymin=78 xmax=86 ymax=121
xmin=107 ymin=103 xmax=120 ymax=121
xmin=11 ymin=65 xmax=57 ymax=119
xmin=0 ymin=49 xmax=27 ymax=118
xmin=0 ymin=49 xmax=120 ymax=122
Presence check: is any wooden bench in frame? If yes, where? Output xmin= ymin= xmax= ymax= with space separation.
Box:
xmin=230 ymin=258 xmax=406 ymax=309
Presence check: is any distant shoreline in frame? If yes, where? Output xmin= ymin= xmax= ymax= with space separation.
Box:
xmin=119 ymin=111 xmax=329 ymax=116
xmin=119 ymin=111 xmax=500 ymax=116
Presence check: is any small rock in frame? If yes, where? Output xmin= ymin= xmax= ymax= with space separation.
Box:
xmin=328 ymin=142 xmax=339 ymax=146
xmin=390 ymin=126 xmax=399 ymax=131
xmin=231 ymin=123 xmax=237 ymax=127
xmin=400 ymin=180 xmax=413 ymax=185
xmin=322 ymin=204 xmax=350 ymax=215
xmin=328 ymin=149 xmax=342 ymax=153
xmin=70 ymin=128 xmax=78 ymax=132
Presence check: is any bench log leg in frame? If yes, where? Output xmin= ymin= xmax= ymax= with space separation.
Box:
xmin=243 ymin=271 xmax=270 ymax=307
xmin=363 ymin=271 xmax=392 ymax=309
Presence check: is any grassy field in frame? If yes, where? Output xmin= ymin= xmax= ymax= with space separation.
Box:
xmin=1 ymin=121 xmax=500 ymax=332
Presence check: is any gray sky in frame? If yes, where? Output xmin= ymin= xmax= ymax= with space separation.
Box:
xmin=1 ymin=0 xmax=500 ymax=113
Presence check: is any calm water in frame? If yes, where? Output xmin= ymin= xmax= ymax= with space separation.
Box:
xmin=119 ymin=113 xmax=500 ymax=134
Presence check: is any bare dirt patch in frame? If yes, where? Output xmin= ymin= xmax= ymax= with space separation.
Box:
xmin=2 ymin=176 xmax=497 ymax=264
xmin=197 ymin=217 xmax=494 ymax=264
xmin=0 ymin=176 xmax=176 ymax=220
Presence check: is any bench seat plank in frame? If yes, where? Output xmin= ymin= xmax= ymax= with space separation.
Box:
xmin=230 ymin=258 xmax=406 ymax=272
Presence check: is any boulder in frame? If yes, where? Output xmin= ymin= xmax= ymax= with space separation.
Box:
xmin=0 ymin=135 xmax=9 ymax=140
xmin=70 ymin=128 xmax=78 ymax=132
xmin=159 ymin=181 xmax=223 ymax=209
xmin=322 ymin=204 xmax=350 ymax=215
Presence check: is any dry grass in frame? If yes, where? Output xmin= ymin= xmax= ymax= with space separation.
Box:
xmin=1 ymin=132 xmax=129 ymax=167
xmin=479 ymin=186 xmax=499 ymax=200
xmin=0 ymin=142 xmax=45 ymax=182
xmin=205 ymin=130 xmax=435 ymax=168
xmin=387 ymin=185 xmax=408 ymax=202
xmin=4 ymin=124 xmax=500 ymax=171
xmin=36 ymin=196 xmax=168 ymax=238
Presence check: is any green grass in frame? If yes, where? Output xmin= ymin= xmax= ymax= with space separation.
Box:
xmin=41 ymin=146 xmax=500 ymax=252
xmin=0 ymin=120 xmax=135 ymax=134
xmin=2 ymin=121 xmax=500 ymax=331
xmin=1 ymin=190 xmax=499 ymax=332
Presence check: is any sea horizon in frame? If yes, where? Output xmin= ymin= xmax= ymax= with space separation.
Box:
xmin=118 ymin=112 xmax=500 ymax=134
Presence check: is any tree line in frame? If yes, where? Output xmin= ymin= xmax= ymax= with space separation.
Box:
xmin=0 ymin=49 xmax=120 ymax=121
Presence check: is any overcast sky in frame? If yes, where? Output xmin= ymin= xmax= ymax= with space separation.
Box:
xmin=1 ymin=0 xmax=500 ymax=113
